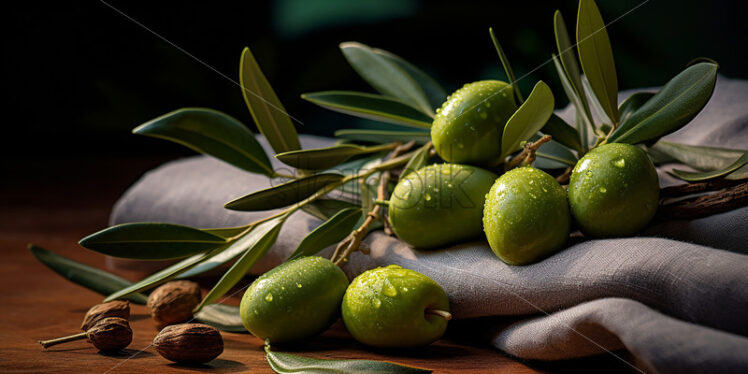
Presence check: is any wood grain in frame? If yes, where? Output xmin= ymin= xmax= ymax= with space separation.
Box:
xmin=0 ymin=158 xmax=633 ymax=373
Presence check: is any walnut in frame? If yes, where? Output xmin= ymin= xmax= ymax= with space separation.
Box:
xmin=152 ymin=323 xmax=223 ymax=363
xmin=147 ymin=280 xmax=202 ymax=327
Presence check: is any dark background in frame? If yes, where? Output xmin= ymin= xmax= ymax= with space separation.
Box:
xmin=4 ymin=0 xmax=746 ymax=165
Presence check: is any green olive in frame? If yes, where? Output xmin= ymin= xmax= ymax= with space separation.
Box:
xmin=568 ymin=143 xmax=659 ymax=237
xmin=483 ymin=167 xmax=570 ymax=265
xmin=239 ymin=256 xmax=348 ymax=343
xmin=431 ymin=80 xmax=517 ymax=165
xmin=341 ymin=265 xmax=450 ymax=348
xmin=389 ymin=164 xmax=498 ymax=249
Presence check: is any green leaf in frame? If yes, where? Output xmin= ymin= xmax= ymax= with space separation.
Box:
xmin=551 ymin=54 xmax=588 ymax=150
xmin=104 ymin=249 xmax=218 ymax=302
xmin=581 ymin=75 xmax=613 ymax=127
xmin=402 ymin=142 xmax=432 ymax=178
xmin=534 ymin=138 xmax=578 ymax=169
xmin=196 ymin=217 xmax=287 ymax=311
xmin=225 ymin=173 xmax=344 ymax=211
xmin=542 ymin=113 xmax=583 ymax=154
xmin=554 ymin=10 xmax=593 ymax=146
xmin=489 ymin=28 xmax=523 ymax=103
xmin=240 ymin=47 xmax=301 ymax=154
xmin=133 ymin=108 xmax=273 ymax=176
xmin=650 ymin=141 xmax=747 ymax=180
xmin=500 ymin=81 xmax=555 ymax=159
xmin=201 ymin=226 xmax=249 ymax=239
xmin=372 ymin=48 xmax=447 ymax=111
xmin=576 ymin=0 xmax=618 ymax=124
xmin=179 ymin=227 xmax=255 ymax=279
xmin=608 ymin=62 xmax=718 ymax=144
xmin=334 ymin=129 xmax=431 ymax=145
xmin=340 ymin=42 xmax=434 ymax=115
xmin=669 ymin=153 xmax=748 ymax=182
xmin=194 ymin=304 xmax=245 ymax=333
xmin=29 ymin=244 xmax=148 ymax=304
xmin=265 ymin=345 xmax=431 ymax=374
xmin=302 ymin=199 xmax=359 ymax=221
xmin=287 ymin=207 xmax=362 ymax=261
xmin=302 ymin=91 xmax=433 ymax=129
xmin=79 ymin=223 xmax=227 ymax=261
xmin=618 ymin=92 xmax=654 ymax=124
xmin=276 ymin=143 xmax=395 ymax=170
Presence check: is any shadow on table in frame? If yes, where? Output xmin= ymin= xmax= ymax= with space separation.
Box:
xmin=166 ymin=359 xmax=246 ymax=373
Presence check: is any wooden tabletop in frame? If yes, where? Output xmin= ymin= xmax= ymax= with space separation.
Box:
xmin=0 ymin=158 xmax=633 ymax=373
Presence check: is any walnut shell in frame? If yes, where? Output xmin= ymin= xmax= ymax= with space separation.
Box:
xmin=86 ymin=317 xmax=133 ymax=352
xmin=81 ymin=300 xmax=130 ymax=331
xmin=147 ymin=280 xmax=202 ymax=327
xmin=152 ymin=323 xmax=223 ymax=363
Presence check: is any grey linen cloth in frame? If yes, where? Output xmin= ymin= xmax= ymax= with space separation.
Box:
xmin=110 ymin=76 xmax=748 ymax=373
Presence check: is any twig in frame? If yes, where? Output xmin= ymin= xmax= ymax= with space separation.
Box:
xmin=556 ymin=167 xmax=572 ymax=184
xmin=505 ymin=135 xmax=552 ymax=170
xmin=657 ymin=181 xmax=748 ymax=220
xmin=660 ymin=179 xmax=744 ymax=197
xmin=333 ymin=141 xmax=415 ymax=265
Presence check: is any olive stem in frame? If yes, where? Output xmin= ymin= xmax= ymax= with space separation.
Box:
xmin=374 ymin=200 xmax=390 ymax=206
xmin=425 ymin=309 xmax=453 ymax=321
xmin=39 ymin=332 xmax=88 ymax=349
xmin=333 ymin=141 xmax=415 ymax=266
xmin=505 ymin=135 xmax=552 ymax=170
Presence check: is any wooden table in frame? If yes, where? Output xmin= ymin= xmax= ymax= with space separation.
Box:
xmin=0 ymin=158 xmax=633 ymax=373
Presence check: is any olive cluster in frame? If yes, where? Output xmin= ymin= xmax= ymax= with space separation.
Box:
xmin=393 ymin=81 xmax=659 ymax=265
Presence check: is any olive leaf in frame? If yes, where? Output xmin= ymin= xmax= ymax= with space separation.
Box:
xmin=669 ymin=153 xmax=748 ymax=182
xmin=551 ymin=53 xmax=589 ymax=149
xmin=402 ymin=142 xmax=432 ymax=178
xmin=618 ymin=92 xmax=654 ymax=124
xmin=179 ymin=226 xmax=256 ymax=279
xmin=265 ymin=344 xmax=431 ymax=374
xmin=79 ymin=223 xmax=227 ymax=261
xmin=301 ymin=91 xmax=433 ymax=128
xmin=649 ymin=141 xmax=747 ymax=180
xmin=225 ymin=173 xmax=344 ymax=211
xmin=287 ymin=207 xmax=362 ymax=261
xmin=302 ymin=199 xmax=359 ymax=221
xmin=340 ymin=42 xmax=434 ymax=116
xmin=133 ymin=108 xmax=273 ymax=176
xmin=104 ymin=249 xmax=219 ymax=302
xmin=500 ymin=81 xmax=555 ymax=160
xmin=334 ymin=129 xmax=431 ymax=145
xmin=275 ymin=143 xmax=394 ymax=170
xmin=541 ymin=114 xmax=583 ymax=154
xmin=195 ymin=216 xmax=287 ymax=312
xmin=534 ymin=138 xmax=578 ymax=169
xmin=576 ymin=0 xmax=618 ymax=124
xmin=489 ymin=28 xmax=523 ymax=103
xmin=581 ymin=75 xmax=614 ymax=128
xmin=608 ymin=62 xmax=718 ymax=145
xmin=194 ymin=304 xmax=245 ymax=333
xmin=240 ymin=47 xmax=301 ymax=154
xmin=29 ymin=244 xmax=148 ymax=304
xmin=201 ymin=226 xmax=249 ymax=239
xmin=554 ymin=10 xmax=594 ymax=143
xmin=372 ymin=48 xmax=447 ymax=112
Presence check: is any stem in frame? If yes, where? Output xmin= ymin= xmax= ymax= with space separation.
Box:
xmin=272 ymin=171 xmax=296 ymax=179
xmin=556 ymin=167 xmax=572 ymax=184
xmin=657 ymin=181 xmax=748 ymax=221
xmin=598 ymin=122 xmax=618 ymax=146
xmin=425 ymin=309 xmax=453 ymax=321
xmin=39 ymin=332 xmax=88 ymax=349
xmin=374 ymin=200 xmax=390 ymax=206
xmin=332 ymin=141 xmax=415 ymax=266
xmin=505 ymin=135 xmax=552 ymax=170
